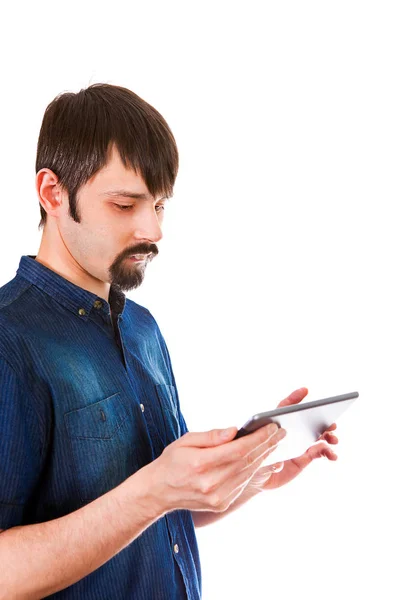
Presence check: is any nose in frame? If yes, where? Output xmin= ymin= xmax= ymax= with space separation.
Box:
xmin=133 ymin=205 xmax=163 ymax=244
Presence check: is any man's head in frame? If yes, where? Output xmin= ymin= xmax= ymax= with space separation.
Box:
xmin=35 ymin=83 xmax=178 ymax=292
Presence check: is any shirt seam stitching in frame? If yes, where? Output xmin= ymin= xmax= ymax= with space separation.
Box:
xmin=0 ymin=280 xmax=34 ymax=312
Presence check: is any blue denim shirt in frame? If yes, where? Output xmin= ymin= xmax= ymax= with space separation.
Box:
xmin=0 ymin=255 xmax=201 ymax=599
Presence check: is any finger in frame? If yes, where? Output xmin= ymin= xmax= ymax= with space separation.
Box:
xmin=179 ymin=426 xmax=239 ymax=448
xmin=277 ymin=387 xmax=308 ymax=408
xmin=214 ymin=423 xmax=286 ymax=467
xmin=206 ymin=423 xmax=285 ymax=469
xmin=326 ymin=423 xmax=337 ymax=431
xmin=292 ymin=441 xmax=338 ymax=469
xmin=217 ymin=450 xmax=286 ymax=505
xmin=243 ymin=429 xmax=287 ymax=468
xmin=307 ymin=442 xmax=338 ymax=461
xmin=319 ymin=431 xmax=339 ymax=445
xmin=205 ymin=445 xmax=280 ymax=508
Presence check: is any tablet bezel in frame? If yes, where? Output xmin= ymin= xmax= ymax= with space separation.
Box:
xmin=235 ymin=391 xmax=359 ymax=438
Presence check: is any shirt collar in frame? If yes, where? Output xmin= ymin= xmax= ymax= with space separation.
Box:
xmin=16 ymin=255 xmax=126 ymax=322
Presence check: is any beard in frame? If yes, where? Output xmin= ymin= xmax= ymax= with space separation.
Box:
xmin=108 ymin=248 xmax=157 ymax=291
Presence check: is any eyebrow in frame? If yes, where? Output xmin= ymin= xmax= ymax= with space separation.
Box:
xmin=101 ymin=189 xmax=171 ymax=201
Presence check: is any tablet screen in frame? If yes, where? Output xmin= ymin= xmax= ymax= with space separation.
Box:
xmin=236 ymin=392 xmax=358 ymax=465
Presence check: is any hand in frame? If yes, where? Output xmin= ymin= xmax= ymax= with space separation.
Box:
xmin=145 ymin=420 xmax=287 ymax=514
xmin=245 ymin=387 xmax=339 ymax=493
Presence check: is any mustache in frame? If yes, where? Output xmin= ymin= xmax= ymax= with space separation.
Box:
xmin=125 ymin=244 xmax=158 ymax=258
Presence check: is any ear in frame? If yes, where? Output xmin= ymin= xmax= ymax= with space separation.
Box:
xmin=36 ymin=168 xmax=64 ymax=219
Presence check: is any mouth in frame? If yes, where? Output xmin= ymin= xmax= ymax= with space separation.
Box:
xmin=128 ymin=254 xmax=149 ymax=262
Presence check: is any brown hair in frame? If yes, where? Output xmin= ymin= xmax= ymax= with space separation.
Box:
xmin=35 ymin=83 xmax=179 ymax=230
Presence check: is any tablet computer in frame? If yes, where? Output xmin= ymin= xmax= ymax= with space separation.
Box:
xmin=233 ymin=391 xmax=359 ymax=465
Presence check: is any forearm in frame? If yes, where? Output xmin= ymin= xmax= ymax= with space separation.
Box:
xmin=0 ymin=464 xmax=166 ymax=600
xmin=191 ymin=487 xmax=259 ymax=528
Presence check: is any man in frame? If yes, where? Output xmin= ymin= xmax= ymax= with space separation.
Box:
xmin=0 ymin=83 xmax=338 ymax=599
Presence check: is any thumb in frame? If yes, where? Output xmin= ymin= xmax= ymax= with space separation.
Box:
xmin=278 ymin=387 xmax=308 ymax=408
xmin=180 ymin=426 xmax=238 ymax=448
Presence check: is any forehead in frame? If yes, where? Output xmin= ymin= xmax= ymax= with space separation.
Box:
xmin=87 ymin=144 xmax=149 ymax=193
xmin=101 ymin=145 xmax=144 ymax=182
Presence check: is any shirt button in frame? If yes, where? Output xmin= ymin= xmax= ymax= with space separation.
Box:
xmin=173 ymin=544 xmax=179 ymax=554
xmin=140 ymin=403 xmax=145 ymax=412
xmin=93 ymin=300 xmax=102 ymax=309
xmin=78 ymin=308 xmax=86 ymax=316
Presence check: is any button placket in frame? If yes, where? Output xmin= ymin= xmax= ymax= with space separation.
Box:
xmin=113 ymin=315 xmax=128 ymax=372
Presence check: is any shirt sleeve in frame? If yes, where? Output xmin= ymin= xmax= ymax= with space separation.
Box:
xmin=0 ymin=355 xmax=45 ymax=530
xmin=178 ymin=408 xmax=189 ymax=436
xmin=165 ymin=348 xmax=189 ymax=435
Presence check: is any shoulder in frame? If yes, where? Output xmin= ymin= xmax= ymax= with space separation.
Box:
xmin=0 ymin=274 xmax=32 ymax=313
xmin=0 ymin=275 xmax=35 ymax=373
xmin=124 ymin=297 xmax=161 ymax=332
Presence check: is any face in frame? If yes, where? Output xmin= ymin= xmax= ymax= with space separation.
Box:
xmin=54 ymin=144 xmax=166 ymax=292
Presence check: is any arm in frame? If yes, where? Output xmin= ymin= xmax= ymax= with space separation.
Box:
xmin=191 ymin=486 xmax=259 ymax=528
xmin=0 ymin=423 xmax=285 ymax=598
xmin=0 ymin=463 xmax=166 ymax=599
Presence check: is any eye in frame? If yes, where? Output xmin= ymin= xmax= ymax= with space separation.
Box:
xmin=113 ymin=204 xmax=165 ymax=213
xmin=114 ymin=204 xmax=133 ymax=211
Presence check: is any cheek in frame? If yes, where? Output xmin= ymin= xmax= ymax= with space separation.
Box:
xmin=93 ymin=223 xmax=129 ymax=259
xmin=91 ymin=215 xmax=119 ymax=241
xmin=76 ymin=222 xmax=112 ymax=260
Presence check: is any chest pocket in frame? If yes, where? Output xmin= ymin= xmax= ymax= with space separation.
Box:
xmin=64 ymin=392 xmax=142 ymax=504
xmin=154 ymin=384 xmax=182 ymax=446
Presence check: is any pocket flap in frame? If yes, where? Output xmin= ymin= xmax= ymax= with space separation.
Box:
xmin=64 ymin=393 xmax=127 ymax=440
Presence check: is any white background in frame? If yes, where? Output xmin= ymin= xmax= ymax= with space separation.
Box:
xmin=1 ymin=1 xmax=399 ymax=598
